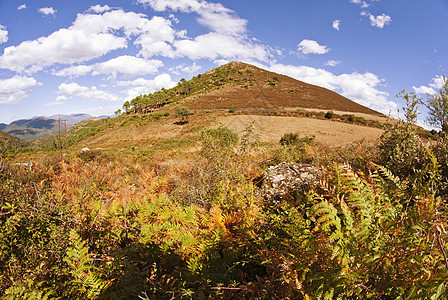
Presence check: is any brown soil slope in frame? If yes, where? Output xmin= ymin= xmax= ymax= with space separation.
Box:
xmin=187 ymin=62 xmax=383 ymax=116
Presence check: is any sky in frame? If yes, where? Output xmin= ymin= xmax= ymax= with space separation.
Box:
xmin=0 ymin=0 xmax=447 ymax=128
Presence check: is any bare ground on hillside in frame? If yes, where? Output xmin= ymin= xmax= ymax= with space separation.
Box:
xmin=216 ymin=115 xmax=384 ymax=147
xmin=76 ymin=112 xmax=383 ymax=150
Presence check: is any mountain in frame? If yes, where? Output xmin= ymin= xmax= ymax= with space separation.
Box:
xmin=1 ymin=114 xmax=93 ymax=141
xmin=126 ymin=61 xmax=383 ymax=117
xmin=48 ymin=114 xmax=93 ymax=126
xmin=186 ymin=62 xmax=383 ymax=115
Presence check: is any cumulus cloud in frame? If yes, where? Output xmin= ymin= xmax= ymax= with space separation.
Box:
xmin=182 ymin=62 xmax=202 ymax=75
xmin=93 ymin=56 xmax=163 ymax=78
xmin=89 ymin=5 xmax=112 ymax=13
xmin=268 ymin=63 xmax=396 ymax=114
xmin=17 ymin=4 xmax=27 ymax=10
xmin=0 ymin=2 xmax=270 ymax=74
xmin=138 ymin=0 xmax=271 ymax=62
xmin=361 ymin=11 xmax=392 ymax=28
xmin=413 ymin=75 xmax=446 ymax=95
xmin=325 ymin=60 xmax=341 ymax=67
xmin=55 ymin=56 xmax=163 ymax=79
xmin=0 ymin=76 xmax=40 ymax=104
xmin=350 ymin=0 xmax=369 ymax=8
xmin=54 ymin=65 xmax=93 ymax=77
xmin=116 ymin=74 xmax=177 ymax=102
xmin=332 ymin=19 xmax=340 ymax=31
xmin=57 ymin=83 xmax=119 ymax=102
xmin=0 ymin=9 xmax=155 ymax=73
xmin=38 ymin=7 xmax=57 ymax=16
xmin=139 ymin=0 xmax=247 ymax=35
xmin=135 ymin=16 xmax=177 ymax=58
xmin=0 ymin=25 xmax=7 ymax=44
xmin=298 ymin=39 xmax=330 ymax=55
xmin=174 ymin=32 xmax=269 ymax=61
xmin=368 ymin=13 xmax=392 ymax=28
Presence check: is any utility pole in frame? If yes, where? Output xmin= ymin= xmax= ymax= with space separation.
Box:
xmin=58 ymin=119 xmax=67 ymax=161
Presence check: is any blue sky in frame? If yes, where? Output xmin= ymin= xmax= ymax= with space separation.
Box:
xmin=0 ymin=0 xmax=447 ymax=128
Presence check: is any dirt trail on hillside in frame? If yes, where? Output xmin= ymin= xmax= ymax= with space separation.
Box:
xmin=217 ymin=115 xmax=383 ymax=146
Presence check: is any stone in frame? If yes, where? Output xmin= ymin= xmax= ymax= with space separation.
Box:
xmin=260 ymin=162 xmax=319 ymax=199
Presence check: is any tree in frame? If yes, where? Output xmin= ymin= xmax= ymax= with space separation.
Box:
xmin=174 ymin=106 xmax=193 ymax=124
xmin=114 ymin=109 xmax=122 ymax=116
xmin=422 ymin=76 xmax=448 ymax=132
xmin=122 ymin=101 xmax=130 ymax=114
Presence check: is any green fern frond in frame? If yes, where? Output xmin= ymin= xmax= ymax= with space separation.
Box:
xmin=64 ymin=230 xmax=109 ymax=299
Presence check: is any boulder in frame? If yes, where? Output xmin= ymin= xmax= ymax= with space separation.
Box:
xmin=261 ymin=162 xmax=319 ymax=199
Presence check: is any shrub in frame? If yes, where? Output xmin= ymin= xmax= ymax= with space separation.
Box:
xmin=348 ymin=114 xmax=356 ymax=123
xmin=432 ymin=133 xmax=448 ymax=197
xmin=280 ymin=133 xmax=299 ymax=146
xmin=325 ymin=111 xmax=334 ymax=119
xmin=228 ymin=106 xmax=236 ymax=113
xmin=174 ymin=106 xmax=193 ymax=124
xmin=201 ymin=127 xmax=238 ymax=150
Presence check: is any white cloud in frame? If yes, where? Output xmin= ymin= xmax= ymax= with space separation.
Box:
xmin=268 ymin=63 xmax=397 ymax=115
xmin=181 ymin=62 xmax=202 ymax=75
xmin=0 ymin=2 xmax=270 ymax=74
xmin=92 ymin=56 xmax=163 ymax=78
xmin=139 ymin=0 xmax=247 ymax=36
xmin=116 ymin=74 xmax=177 ymax=102
xmin=0 ymin=25 xmax=8 ymax=44
xmin=0 ymin=9 xmax=153 ymax=73
xmin=89 ymin=5 xmax=112 ymax=13
xmin=298 ymin=39 xmax=330 ymax=55
xmin=17 ymin=4 xmax=27 ymax=10
xmin=332 ymin=19 xmax=340 ymax=31
xmin=325 ymin=60 xmax=341 ymax=67
xmin=54 ymin=65 xmax=93 ymax=77
xmin=55 ymin=56 xmax=163 ymax=78
xmin=57 ymin=83 xmax=120 ymax=102
xmin=135 ymin=16 xmax=177 ymax=58
xmin=413 ymin=75 xmax=446 ymax=95
xmin=138 ymin=0 xmax=271 ymax=62
xmin=350 ymin=0 xmax=369 ymax=8
xmin=174 ymin=32 xmax=269 ymax=61
xmin=368 ymin=13 xmax=392 ymax=28
xmin=38 ymin=7 xmax=57 ymax=16
xmin=0 ymin=76 xmax=40 ymax=104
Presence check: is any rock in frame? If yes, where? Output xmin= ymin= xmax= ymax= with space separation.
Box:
xmin=80 ymin=147 xmax=90 ymax=152
xmin=261 ymin=162 xmax=319 ymax=199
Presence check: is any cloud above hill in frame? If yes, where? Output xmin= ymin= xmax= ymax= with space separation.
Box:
xmin=268 ymin=63 xmax=396 ymax=114
xmin=0 ymin=76 xmax=40 ymax=104
xmin=298 ymin=40 xmax=330 ymax=55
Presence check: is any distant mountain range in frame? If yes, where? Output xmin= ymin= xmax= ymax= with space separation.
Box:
xmin=0 ymin=114 xmax=95 ymax=141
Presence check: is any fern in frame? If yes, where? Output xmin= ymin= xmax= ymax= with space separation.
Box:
xmin=63 ymin=230 xmax=109 ymax=299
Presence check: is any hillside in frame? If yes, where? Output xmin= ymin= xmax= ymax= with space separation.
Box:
xmin=126 ymin=61 xmax=384 ymax=118
xmin=0 ymin=130 xmax=29 ymax=154
xmin=186 ymin=62 xmax=383 ymax=115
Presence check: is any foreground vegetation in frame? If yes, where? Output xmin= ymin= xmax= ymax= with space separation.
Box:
xmin=2 ymin=85 xmax=448 ymax=298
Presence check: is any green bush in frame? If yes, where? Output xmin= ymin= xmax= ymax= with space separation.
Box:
xmin=432 ymin=133 xmax=448 ymax=197
xmin=280 ymin=133 xmax=299 ymax=146
xmin=325 ymin=111 xmax=334 ymax=119
xmin=201 ymin=127 xmax=238 ymax=150
xmin=348 ymin=114 xmax=356 ymax=123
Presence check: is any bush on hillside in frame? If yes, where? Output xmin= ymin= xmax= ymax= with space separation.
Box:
xmin=280 ymin=133 xmax=299 ymax=146
xmin=325 ymin=111 xmax=334 ymax=119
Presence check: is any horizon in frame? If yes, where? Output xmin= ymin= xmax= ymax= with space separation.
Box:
xmin=0 ymin=0 xmax=447 ymax=129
